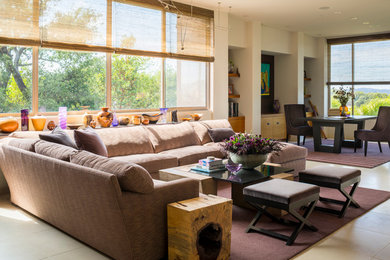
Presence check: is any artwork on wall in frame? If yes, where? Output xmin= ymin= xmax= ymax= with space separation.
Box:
xmin=261 ymin=63 xmax=271 ymax=96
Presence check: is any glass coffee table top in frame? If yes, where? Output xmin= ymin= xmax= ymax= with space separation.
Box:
xmin=189 ymin=164 xmax=294 ymax=185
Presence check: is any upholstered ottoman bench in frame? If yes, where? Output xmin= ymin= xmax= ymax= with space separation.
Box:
xmin=299 ymin=166 xmax=361 ymax=218
xmin=243 ymin=179 xmax=319 ymax=245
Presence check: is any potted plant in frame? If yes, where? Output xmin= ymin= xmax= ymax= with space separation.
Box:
xmin=333 ymin=86 xmax=354 ymax=116
xmin=222 ymin=133 xmax=283 ymax=170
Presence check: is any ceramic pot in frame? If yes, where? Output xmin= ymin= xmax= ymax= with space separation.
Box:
xmin=119 ymin=117 xmax=130 ymax=125
xmin=0 ymin=118 xmax=19 ymax=133
xmin=47 ymin=121 xmax=56 ymax=130
xmin=83 ymin=113 xmax=93 ymax=127
xmin=97 ymin=107 xmax=113 ymax=127
xmin=31 ymin=115 xmax=47 ymax=131
xmin=229 ymin=153 xmax=268 ymax=170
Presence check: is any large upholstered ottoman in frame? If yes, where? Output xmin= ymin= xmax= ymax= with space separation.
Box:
xmin=299 ymin=166 xmax=361 ymax=218
xmin=267 ymin=142 xmax=308 ymax=177
xmin=243 ymin=179 xmax=319 ymax=245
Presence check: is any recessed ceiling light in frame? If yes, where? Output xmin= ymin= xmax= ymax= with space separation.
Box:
xmin=334 ymin=11 xmax=342 ymax=15
xmin=319 ymin=6 xmax=330 ymax=10
xmin=363 ymin=21 xmax=370 ymax=25
xmin=351 ymin=17 xmax=358 ymax=20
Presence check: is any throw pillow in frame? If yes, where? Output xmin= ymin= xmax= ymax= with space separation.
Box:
xmin=208 ymin=128 xmax=235 ymax=142
xmin=35 ymin=140 xmax=78 ymax=161
xmin=8 ymin=138 xmax=40 ymax=152
xmin=71 ymin=150 xmax=154 ymax=194
xmin=74 ymin=127 xmax=108 ymax=157
xmin=39 ymin=126 xmax=78 ymax=149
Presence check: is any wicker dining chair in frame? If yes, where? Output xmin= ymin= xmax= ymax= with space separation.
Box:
xmin=284 ymin=104 xmax=313 ymax=146
xmin=354 ymin=106 xmax=390 ymax=156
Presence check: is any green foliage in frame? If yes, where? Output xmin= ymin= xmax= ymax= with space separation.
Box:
xmin=38 ymin=49 xmax=106 ymax=112
xmin=111 ymin=55 xmax=160 ymax=109
xmin=355 ymin=96 xmax=390 ymax=115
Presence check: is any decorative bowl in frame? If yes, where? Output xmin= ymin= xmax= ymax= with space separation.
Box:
xmin=142 ymin=113 xmax=161 ymax=124
xmin=67 ymin=123 xmax=83 ymax=130
xmin=0 ymin=118 xmax=19 ymax=133
xmin=191 ymin=114 xmax=202 ymax=121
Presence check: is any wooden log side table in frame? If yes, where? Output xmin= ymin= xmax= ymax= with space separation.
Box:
xmin=167 ymin=195 xmax=232 ymax=260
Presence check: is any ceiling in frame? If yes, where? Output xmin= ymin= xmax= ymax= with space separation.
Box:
xmin=174 ymin=0 xmax=390 ymax=38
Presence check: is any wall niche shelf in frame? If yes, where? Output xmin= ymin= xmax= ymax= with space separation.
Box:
xmin=304 ymin=77 xmax=311 ymax=81
xmin=304 ymin=94 xmax=311 ymax=98
xmin=228 ymin=94 xmax=240 ymax=98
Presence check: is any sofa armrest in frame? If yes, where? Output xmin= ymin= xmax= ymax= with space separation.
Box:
xmin=118 ymin=178 xmax=199 ymax=259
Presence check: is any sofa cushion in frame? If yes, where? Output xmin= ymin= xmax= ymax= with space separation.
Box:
xmin=160 ymin=145 xmax=224 ymax=165
xmin=267 ymin=142 xmax=307 ymax=164
xmin=9 ymin=129 xmax=75 ymax=140
xmin=96 ymin=127 xmax=154 ymax=157
xmin=192 ymin=120 xmax=232 ymax=144
xmin=8 ymin=138 xmax=40 ymax=152
xmin=39 ymin=126 xmax=78 ymax=149
xmin=146 ymin=122 xmax=201 ymax=153
xmin=74 ymin=127 xmax=108 ymax=157
xmin=112 ymin=153 xmax=178 ymax=175
xmin=71 ymin=150 xmax=154 ymax=194
xmin=208 ymin=128 xmax=235 ymax=142
xmin=35 ymin=140 xmax=78 ymax=161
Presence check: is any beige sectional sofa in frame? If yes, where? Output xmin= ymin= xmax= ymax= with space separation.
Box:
xmin=0 ymin=119 xmax=308 ymax=259
xmin=6 ymin=119 xmax=308 ymax=176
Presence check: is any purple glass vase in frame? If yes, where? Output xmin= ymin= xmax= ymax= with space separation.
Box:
xmin=112 ymin=112 xmax=119 ymax=127
xmin=20 ymin=109 xmax=29 ymax=131
xmin=58 ymin=107 xmax=67 ymax=130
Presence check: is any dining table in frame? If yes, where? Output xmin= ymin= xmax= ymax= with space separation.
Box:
xmin=304 ymin=116 xmax=377 ymax=153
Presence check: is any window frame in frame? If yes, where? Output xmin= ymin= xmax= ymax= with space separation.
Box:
xmin=1 ymin=45 xmax=210 ymax=117
xmin=327 ymin=35 xmax=390 ymax=115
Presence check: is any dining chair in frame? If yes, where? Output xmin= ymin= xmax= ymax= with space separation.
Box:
xmin=284 ymin=104 xmax=313 ymax=146
xmin=354 ymin=106 xmax=390 ymax=156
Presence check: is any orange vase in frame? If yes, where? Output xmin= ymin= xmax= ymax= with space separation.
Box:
xmin=97 ymin=107 xmax=113 ymax=127
xmin=339 ymin=105 xmax=348 ymax=116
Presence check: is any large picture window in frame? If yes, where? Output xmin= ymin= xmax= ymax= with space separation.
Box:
xmin=328 ymin=38 xmax=390 ymax=115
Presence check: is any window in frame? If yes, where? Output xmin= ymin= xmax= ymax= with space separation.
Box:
xmin=111 ymin=54 xmax=161 ymax=110
xmin=0 ymin=1 xmax=214 ymax=115
xmin=165 ymin=59 xmax=207 ymax=108
xmin=0 ymin=45 xmax=32 ymax=113
xmin=328 ymin=38 xmax=390 ymax=115
xmin=38 ymin=49 xmax=106 ymax=112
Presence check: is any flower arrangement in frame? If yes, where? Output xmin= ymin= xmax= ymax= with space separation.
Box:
xmin=223 ymin=133 xmax=283 ymax=155
xmin=333 ymin=86 xmax=354 ymax=106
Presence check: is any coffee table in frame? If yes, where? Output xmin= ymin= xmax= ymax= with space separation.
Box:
xmin=159 ymin=163 xmax=294 ymax=208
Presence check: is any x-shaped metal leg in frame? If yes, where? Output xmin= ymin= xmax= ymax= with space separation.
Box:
xmin=246 ymin=200 xmax=318 ymax=245
xmin=316 ymin=182 xmax=360 ymax=218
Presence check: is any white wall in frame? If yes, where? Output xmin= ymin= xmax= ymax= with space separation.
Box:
xmin=211 ymin=11 xmax=229 ymax=119
xmin=228 ymin=15 xmax=247 ymax=48
xmin=304 ymin=35 xmax=318 ymax=58
xmin=262 ymin=25 xmax=293 ymax=55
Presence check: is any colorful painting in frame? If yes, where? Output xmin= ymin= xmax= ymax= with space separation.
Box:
xmin=261 ymin=63 xmax=270 ymax=96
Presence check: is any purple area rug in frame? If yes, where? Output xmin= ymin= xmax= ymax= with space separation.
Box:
xmin=217 ymin=182 xmax=390 ymax=260
xmin=302 ymin=139 xmax=390 ymax=168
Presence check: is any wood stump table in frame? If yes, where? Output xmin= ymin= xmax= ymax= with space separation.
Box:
xmin=167 ymin=195 xmax=232 ymax=260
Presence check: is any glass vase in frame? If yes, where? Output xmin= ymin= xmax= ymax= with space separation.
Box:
xmin=58 ymin=107 xmax=67 ymax=129
xmin=20 ymin=109 xmax=29 ymax=131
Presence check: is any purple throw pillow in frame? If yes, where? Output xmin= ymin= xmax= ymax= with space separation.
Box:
xmin=208 ymin=128 xmax=235 ymax=142
xmin=74 ymin=127 xmax=108 ymax=157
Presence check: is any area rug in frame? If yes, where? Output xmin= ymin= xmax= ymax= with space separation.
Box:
xmin=217 ymin=182 xmax=390 ymax=260
xmin=302 ymin=139 xmax=390 ymax=168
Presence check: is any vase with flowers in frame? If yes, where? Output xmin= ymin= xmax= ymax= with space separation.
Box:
xmin=333 ymin=86 xmax=354 ymax=116
xmin=222 ymin=133 xmax=283 ymax=170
